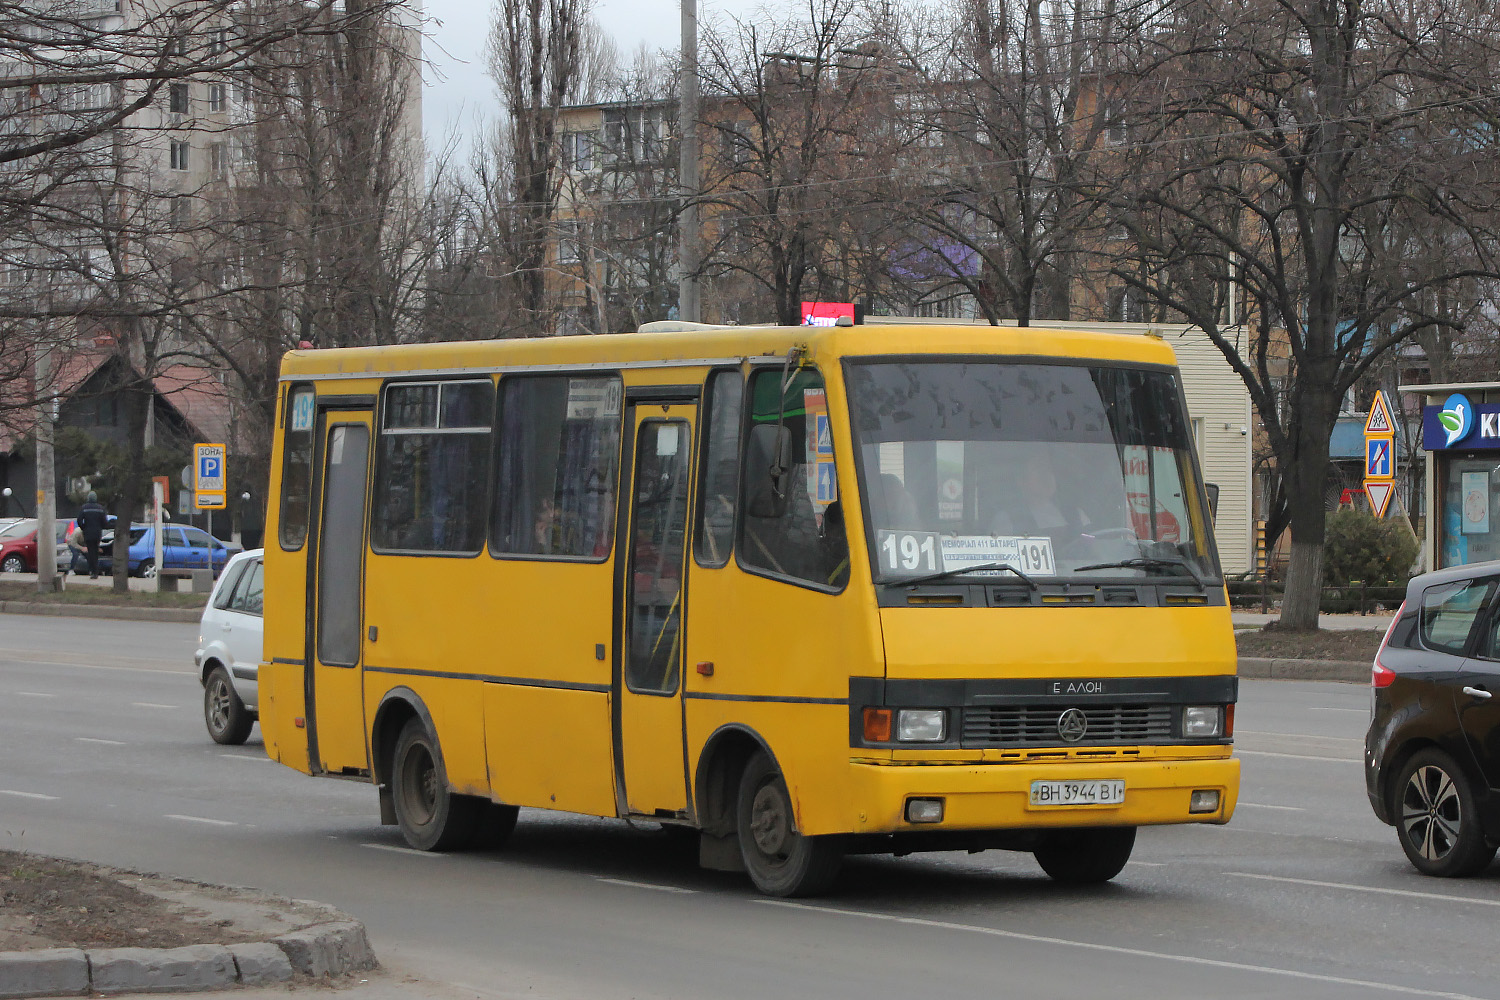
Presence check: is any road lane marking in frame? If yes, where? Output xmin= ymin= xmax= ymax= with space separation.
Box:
xmin=0 ymin=790 xmax=59 ymax=800
xmin=361 ymin=843 xmax=441 ymax=858
xmin=0 ymin=656 xmax=185 ymax=676
xmin=77 ymin=737 xmax=126 ymax=746
xmin=1226 ymin=872 xmax=1500 ymax=908
xmin=15 ymin=691 xmax=55 ymax=698
xmin=132 ymin=702 xmax=177 ymax=709
xmin=595 ymin=877 xmax=696 ymax=894
xmin=752 ymin=899 xmax=1483 ymax=998
xmin=1238 ymin=730 xmax=1364 ymax=742
xmin=165 ymin=814 xmax=237 ymax=826
xmin=1308 ymin=706 xmax=1368 ymax=713
xmin=218 ymin=753 xmax=273 ymax=762
xmin=1235 ymin=802 xmax=1305 ymax=812
xmin=1235 ymin=749 xmax=1359 ymax=763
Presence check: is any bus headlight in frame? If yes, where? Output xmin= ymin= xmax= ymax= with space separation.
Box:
xmin=896 ymin=709 xmax=947 ymax=742
xmin=1183 ymin=706 xmax=1223 ymax=739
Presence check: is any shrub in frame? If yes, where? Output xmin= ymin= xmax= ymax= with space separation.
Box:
xmin=1322 ymin=508 xmax=1418 ymax=586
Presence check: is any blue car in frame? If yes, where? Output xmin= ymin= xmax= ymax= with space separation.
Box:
xmin=99 ymin=524 xmax=242 ymax=578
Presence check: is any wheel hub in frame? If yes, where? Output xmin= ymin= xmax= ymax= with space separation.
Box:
xmin=749 ymin=784 xmax=790 ymax=857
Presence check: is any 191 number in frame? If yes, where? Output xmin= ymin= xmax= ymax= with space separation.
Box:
xmin=881 ymin=531 xmax=938 ymax=572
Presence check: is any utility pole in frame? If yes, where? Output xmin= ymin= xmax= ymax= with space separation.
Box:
xmin=35 ymin=348 xmax=58 ymax=592
xmin=678 ymin=0 xmax=702 ymax=322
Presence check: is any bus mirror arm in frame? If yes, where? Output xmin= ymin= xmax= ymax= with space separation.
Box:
xmin=746 ymin=424 xmax=793 ymax=519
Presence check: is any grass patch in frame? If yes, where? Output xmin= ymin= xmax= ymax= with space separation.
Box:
xmin=1235 ymin=627 xmax=1384 ymax=662
xmin=0 ymin=581 xmax=206 ymax=609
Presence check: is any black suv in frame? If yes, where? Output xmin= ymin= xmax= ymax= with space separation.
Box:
xmin=1366 ymin=562 xmax=1500 ymax=877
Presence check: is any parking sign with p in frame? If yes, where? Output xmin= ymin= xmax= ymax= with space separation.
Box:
xmin=194 ymin=442 xmax=227 ymax=502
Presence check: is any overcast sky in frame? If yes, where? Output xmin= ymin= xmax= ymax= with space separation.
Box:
xmin=420 ymin=0 xmax=763 ymax=160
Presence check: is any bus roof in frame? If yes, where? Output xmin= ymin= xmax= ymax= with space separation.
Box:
xmin=277 ymin=324 xmax=1179 ymax=381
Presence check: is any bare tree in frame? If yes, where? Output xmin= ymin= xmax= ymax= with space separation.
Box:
xmin=1103 ymin=0 xmax=1500 ymax=628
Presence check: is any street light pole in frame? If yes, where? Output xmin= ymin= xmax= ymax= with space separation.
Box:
xmin=678 ymin=0 xmax=702 ymax=323
xmin=35 ymin=350 xmax=58 ymax=592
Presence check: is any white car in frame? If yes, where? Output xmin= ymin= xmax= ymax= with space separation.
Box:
xmin=195 ymin=548 xmax=264 ymax=744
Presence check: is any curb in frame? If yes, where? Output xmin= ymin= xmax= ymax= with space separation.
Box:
xmin=0 ymin=601 xmax=202 ymax=623
xmin=0 ymin=920 xmax=376 ymax=998
xmin=1238 ymin=656 xmax=1370 ymax=682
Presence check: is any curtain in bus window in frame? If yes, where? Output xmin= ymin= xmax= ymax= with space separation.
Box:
xmin=372 ymin=381 xmax=492 ymax=554
xmin=493 ymin=375 xmax=622 ymax=558
xmin=737 ymin=368 xmax=848 ymax=588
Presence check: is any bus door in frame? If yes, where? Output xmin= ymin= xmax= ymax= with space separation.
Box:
xmin=306 ymin=409 xmax=374 ymax=776
xmin=616 ymin=401 xmax=697 ymax=816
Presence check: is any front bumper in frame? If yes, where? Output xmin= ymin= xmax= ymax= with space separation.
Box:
xmin=844 ymin=756 xmax=1239 ymax=835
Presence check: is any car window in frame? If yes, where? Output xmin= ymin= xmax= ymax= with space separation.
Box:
xmin=184 ymin=528 xmax=211 ymax=550
xmin=165 ymin=528 xmax=186 ymax=547
xmin=213 ymin=561 xmax=248 ymax=610
xmin=0 ymin=520 xmax=34 ymax=540
xmin=128 ymin=527 xmax=149 ymax=544
xmin=1420 ymin=578 xmax=1494 ymax=655
xmin=233 ymin=560 xmax=264 ymax=616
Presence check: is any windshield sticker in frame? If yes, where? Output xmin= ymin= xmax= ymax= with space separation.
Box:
xmin=876 ymin=531 xmax=1056 ymax=577
xmin=290 ymin=391 xmax=314 ymax=433
xmin=804 ymin=388 xmax=836 ymax=509
xmin=941 ymin=535 xmax=1056 ymax=576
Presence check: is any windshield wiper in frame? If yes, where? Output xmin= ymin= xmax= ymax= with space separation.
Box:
xmin=1073 ymin=556 xmax=1208 ymax=588
xmin=896 ymin=561 xmax=1038 ymax=589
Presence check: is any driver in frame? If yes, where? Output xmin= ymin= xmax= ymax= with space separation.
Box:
xmin=990 ymin=450 xmax=1090 ymax=538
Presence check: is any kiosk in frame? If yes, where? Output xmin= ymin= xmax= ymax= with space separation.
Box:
xmin=1405 ymin=381 xmax=1500 ymax=569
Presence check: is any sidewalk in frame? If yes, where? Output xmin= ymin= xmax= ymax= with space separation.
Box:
xmin=1231 ymin=611 xmax=1394 ymax=631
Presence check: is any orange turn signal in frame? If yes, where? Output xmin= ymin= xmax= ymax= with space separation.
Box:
xmin=863 ymin=708 xmax=892 ymax=743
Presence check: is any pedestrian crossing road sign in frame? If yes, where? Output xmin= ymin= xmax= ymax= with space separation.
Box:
xmin=1365 ymin=436 xmax=1394 ymax=480
xmin=1364 ymin=391 xmax=1395 ymax=435
xmin=1365 ymin=481 xmax=1395 ymax=518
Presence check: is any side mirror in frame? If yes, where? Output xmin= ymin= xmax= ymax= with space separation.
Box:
xmin=745 ymin=424 xmax=793 ymax=519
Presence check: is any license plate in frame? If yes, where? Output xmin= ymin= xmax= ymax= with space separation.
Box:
xmin=1029 ymin=779 xmax=1126 ymax=807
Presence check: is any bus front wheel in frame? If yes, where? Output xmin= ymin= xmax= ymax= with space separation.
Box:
xmin=1033 ymin=826 xmax=1136 ymax=883
xmin=736 ymin=752 xmax=841 ymax=897
xmin=391 ymin=718 xmax=479 ymax=851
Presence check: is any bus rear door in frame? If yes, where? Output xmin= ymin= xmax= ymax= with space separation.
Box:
xmin=307 ymin=408 xmax=374 ymax=776
xmin=616 ymin=400 xmax=697 ymax=816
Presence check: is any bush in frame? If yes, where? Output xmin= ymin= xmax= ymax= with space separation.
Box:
xmin=1322 ymin=508 xmax=1418 ymax=586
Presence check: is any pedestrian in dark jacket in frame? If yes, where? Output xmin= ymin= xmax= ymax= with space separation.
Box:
xmin=78 ymin=491 xmax=108 ymax=579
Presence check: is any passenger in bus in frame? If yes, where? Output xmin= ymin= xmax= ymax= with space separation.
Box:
xmin=879 ymin=473 xmax=922 ymax=530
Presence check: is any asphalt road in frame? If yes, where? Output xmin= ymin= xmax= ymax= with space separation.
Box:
xmin=1 ymin=612 xmax=1497 ymax=1000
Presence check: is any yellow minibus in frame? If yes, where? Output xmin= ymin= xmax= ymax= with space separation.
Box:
xmin=258 ymin=321 xmax=1239 ymax=896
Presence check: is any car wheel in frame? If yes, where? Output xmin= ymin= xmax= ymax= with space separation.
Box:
xmin=1034 ymin=827 xmax=1137 ymax=883
xmin=1394 ymin=749 xmax=1496 ymax=877
xmin=0 ymin=554 xmax=24 ymax=573
xmin=735 ymin=751 xmax=842 ymax=897
xmin=204 ymin=666 xmax=254 ymax=745
xmin=136 ymin=558 xmax=156 ymax=579
xmin=391 ymin=718 xmax=481 ymax=852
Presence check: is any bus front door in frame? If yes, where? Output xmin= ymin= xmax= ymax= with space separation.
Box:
xmin=307 ymin=412 xmax=373 ymax=776
xmin=616 ymin=404 xmax=696 ymax=817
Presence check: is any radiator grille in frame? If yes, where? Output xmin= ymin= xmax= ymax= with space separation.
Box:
xmin=961 ymin=704 xmax=1174 ymax=748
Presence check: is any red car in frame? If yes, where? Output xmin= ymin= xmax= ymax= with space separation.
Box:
xmin=0 ymin=518 xmax=70 ymax=574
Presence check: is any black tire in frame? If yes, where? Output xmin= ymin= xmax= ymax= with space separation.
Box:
xmin=735 ymin=752 xmax=842 ymax=897
xmin=1394 ymin=749 xmax=1496 ymax=877
xmin=391 ymin=718 xmax=480 ymax=852
xmin=135 ymin=558 xmax=156 ymax=579
xmin=0 ymin=554 xmax=24 ymax=573
xmin=203 ymin=666 xmax=254 ymax=745
xmin=472 ymin=801 xmax=520 ymax=849
xmin=1034 ymin=827 xmax=1137 ymax=883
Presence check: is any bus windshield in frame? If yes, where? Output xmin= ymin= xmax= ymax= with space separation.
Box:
xmin=846 ymin=359 xmax=1219 ymax=585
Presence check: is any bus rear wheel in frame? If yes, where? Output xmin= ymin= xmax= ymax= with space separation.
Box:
xmin=735 ymin=752 xmax=841 ymax=897
xmin=1033 ymin=826 xmax=1136 ymax=883
xmin=391 ymin=718 xmax=479 ymax=852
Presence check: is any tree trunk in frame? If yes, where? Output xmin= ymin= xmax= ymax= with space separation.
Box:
xmin=111 ymin=373 xmax=153 ymax=593
xmin=1276 ymin=404 xmax=1335 ymax=630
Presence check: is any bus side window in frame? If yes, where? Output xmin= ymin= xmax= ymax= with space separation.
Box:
xmin=492 ymin=375 xmax=622 ymax=560
xmin=738 ymin=368 xmax=848 ymax=590
xmin=372 ymin=380 xmax=492 ymax=554
xmin=279 ymin=385 xmax=314 ymax=550
xmin=695 ymin=370 xmax=743 ymax=568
